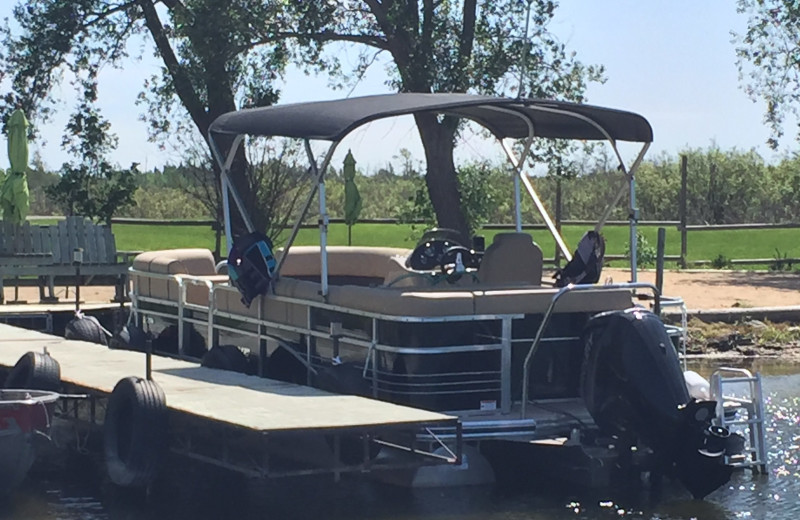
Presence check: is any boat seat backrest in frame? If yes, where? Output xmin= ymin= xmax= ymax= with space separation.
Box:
xmin=133 ymin=248 xmax=216 ymax=275
xmin=132 ymin=248 xmax=223 ymax=301
xmin=477 ymin=233 xmax=543 ymax=285
xmin=278 ymin=246 xmax=412 ymax=285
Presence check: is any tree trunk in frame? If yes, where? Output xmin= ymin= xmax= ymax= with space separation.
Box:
xmin=141 ymin=0 xmax=255 ymax=240
xmin=414 ymin=113 xmax=470 ymax=242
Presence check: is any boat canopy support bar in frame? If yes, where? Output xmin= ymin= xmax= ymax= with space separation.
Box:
xmin=482 ymin=105 xmax=572 ymax=261
xmin=270 ymin=140 xmax=338 ymax=295
xmin=209 ymin=134 xmax=256 ymax=254
xmin=500 ymin=139 xmax=572 ymax=262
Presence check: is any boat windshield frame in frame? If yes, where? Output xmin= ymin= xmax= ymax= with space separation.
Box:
xmin=208 ymin=93 xmax=653 ymax=294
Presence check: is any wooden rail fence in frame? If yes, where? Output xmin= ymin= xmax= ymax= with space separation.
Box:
xmin=28 ymin=216 xmax=799 ymax=269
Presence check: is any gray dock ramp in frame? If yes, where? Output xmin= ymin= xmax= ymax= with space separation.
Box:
xmin=0 ymin=324 xmax=454 ymax=433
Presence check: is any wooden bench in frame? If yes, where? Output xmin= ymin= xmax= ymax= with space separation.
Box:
xmin=0 ymin=217 xmax=130 ymax=304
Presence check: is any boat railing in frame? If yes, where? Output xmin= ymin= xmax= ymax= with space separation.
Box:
xmin=710 ymin=367 xmax=768 ymax=473
xmin=520 ymin=282 xmax=661 ymax=418
xmin=659 ymin=295 xmax=689 ymax=368
xmin=129 ymin=269 xmax=219 ymax=356
xmin=129 ymin=269 xmax=648 ymax=436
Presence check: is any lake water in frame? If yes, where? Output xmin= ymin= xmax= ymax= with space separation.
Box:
xmin=2 ymin=361 xmax=799 ymax=520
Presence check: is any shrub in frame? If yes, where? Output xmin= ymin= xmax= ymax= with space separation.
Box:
xmin=710 ymin=253 xmax=731 ymax=269
xmin=625 ymin=231 xmax=657 ymax=267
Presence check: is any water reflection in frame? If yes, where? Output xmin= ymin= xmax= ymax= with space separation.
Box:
xmin=3 ymin=362 xmax=800 ymax=520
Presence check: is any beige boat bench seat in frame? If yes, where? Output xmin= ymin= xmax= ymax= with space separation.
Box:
xmin=132 ymin=248 xmax=228 ymax=305
xmin=132 ymin=246 xmax=631 ymax=321
xmin=277 ymin=232 xmax=545 ymax=289
xmin=325 ymin=284 xmax=633 ymax=317
xmin=277 ymin=246 xmax=412 ymax=286
xmin=217 ymin=277 xmax=632 ymax=322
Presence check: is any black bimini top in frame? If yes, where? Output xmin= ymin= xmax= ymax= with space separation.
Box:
xmin=208 ymin=93 xmax=653 ymax=143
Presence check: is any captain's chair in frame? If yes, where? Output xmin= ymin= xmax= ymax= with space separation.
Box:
xmin=477 ymin=233 xmax=543 ymax=285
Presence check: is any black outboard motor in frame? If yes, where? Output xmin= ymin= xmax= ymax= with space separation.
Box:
xmin=554 ymin=230 xmax=605 ymax=287
xmin=227 ymin=232 xmax=277 ymax=307
xmin=581 ymin=308 xmax=736 ymax=499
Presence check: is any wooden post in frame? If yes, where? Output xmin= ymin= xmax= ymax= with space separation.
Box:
xmin=145 ymin=335 xmax=153 ymax=381
xmin=213 ymin=221 xmax=222 ymax=261
xmin=655 ymin=227 xmax=666 ymax=311
xmin=709 ymin=162 xmax=720 ymax=223
xmin=554 ymin=175 xmax=563 ymax=267
xmin=679 ymin=155 xmax=688 ymax=268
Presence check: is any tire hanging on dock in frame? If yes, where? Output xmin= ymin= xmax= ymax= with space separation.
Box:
xmin=104 ymin=376 xmax=168 ymax=487
xmin=110 ymin=324 xmax=148 ymax=352
xmin=4 ymin=351 xmax=61 ymax=391
xmin=154 ymin=324 xmax=206 ymax=359
xmin=266 ymin=346 xmax=308 ymax=385
xmin=201 ymin=345 xmax=251 ymax=374
xmin=65 ymin=314 xmax=110 ymax=346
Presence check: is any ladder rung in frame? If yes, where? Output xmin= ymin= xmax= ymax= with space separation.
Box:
xmin=719 ymin=377 xmax=759 ymax=384
xmin=723 ymin=419 xmax=763 ymax=426
xmin=728 ymin=461 xmax=766 ymax=468
xmin=713 ymin=372 xmax=767 ymax=473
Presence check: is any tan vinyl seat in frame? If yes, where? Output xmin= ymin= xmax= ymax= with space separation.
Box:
xmin=132 ymin=248 xmax=227 ymax=303
xmin=477 ymin=233 xmax=543 ymax=285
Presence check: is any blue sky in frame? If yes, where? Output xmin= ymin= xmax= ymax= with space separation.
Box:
xmin=0 ymin=1 xmax=791 ymax=172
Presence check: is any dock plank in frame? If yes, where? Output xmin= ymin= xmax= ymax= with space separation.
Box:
xmin=0 ymin=324 xmax=453 ymax=433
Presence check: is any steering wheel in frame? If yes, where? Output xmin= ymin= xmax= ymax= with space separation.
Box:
xmin=438 ymin=246 xmax=476 ymax=274
xmin=407 ymin=239 xmax=457 ymax=270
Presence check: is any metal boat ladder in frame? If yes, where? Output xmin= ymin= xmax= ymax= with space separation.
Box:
xmin=710 ymin=367 xmax=768 ymax=473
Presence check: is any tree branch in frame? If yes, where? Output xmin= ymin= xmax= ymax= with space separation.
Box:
xmin=267 ymin=31 xmax=389 ymax=51
xmin=457 ymin=0 xmax=477 ymax=89
xmin=364 ymin=0 xmax=392 ymax=31
xmin=421 ymin=0 xmax=434 ymax=48
xmin=406 ymin=0 xmax=420 ymax=35
xmin=137 ymin=0 xmax=209 ymax=133
xmin=364 ymin=0 xmax=413 ymax=71
xmin=84 ymin=1 xmax=139 ymax=27
xmin=158 ymin=0 xmax=185 ymax=11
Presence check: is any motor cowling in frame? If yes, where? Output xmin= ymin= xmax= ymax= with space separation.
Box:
xmin=581 ymin=308 xmax=734 ymax=499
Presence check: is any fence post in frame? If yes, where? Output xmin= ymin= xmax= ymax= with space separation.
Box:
xmin=554 ymin=175 xmax=562 ymax=267
xmin=655 ymin=227 xmax=666 ymax=300
xmin=679 ymin=155 xmax=688 ymax=268
xmin=213 ymin=220 xmax=222 ymax=261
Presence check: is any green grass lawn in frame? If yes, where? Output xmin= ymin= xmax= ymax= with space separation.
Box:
xmin=99 ymin=220 xmax=800 ymax=270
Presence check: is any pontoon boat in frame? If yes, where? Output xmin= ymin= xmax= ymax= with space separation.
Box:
xmin=129 ymin=94 xmax=766 ymax=498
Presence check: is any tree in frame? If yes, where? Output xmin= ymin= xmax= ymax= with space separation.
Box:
xmin=735 ymin=1 xmax=800 ymax=148
xmin=299 ymin=1 xmax=603 ymax=238
xmin=170 ymin=137 xmax=309 ymax=243
xmin=0 ymin=0 xmax=327 ymax=233
xmin=2 ymin=1 xmax=601 ymax=241
xmin=44 ymin=88 xmax=137 ymax=224
xmin=399 ymin=161 xmax=505 ymax=234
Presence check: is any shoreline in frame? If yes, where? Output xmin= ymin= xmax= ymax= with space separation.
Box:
xmin=4 ymin=279 xmax=800 ymax=360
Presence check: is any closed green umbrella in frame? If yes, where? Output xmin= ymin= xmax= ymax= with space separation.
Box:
xmin=343 ymin=150 xmax=362 ymax=246
xmin=1 ymin=109 xmax=30 ymax=224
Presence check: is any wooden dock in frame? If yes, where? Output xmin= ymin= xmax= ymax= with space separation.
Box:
xmin=0 ymin=299 xmax=123 ymax=334
xmin=0 ymin=324 xmax=453 ymax=432
xmin=0 ymin=323 xmax=460 ymax=480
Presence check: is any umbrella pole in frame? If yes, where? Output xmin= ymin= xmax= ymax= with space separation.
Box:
xmin=348 ymin=225 xmax=352 ymax=246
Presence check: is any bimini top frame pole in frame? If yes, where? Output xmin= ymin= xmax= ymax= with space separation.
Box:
xmin=301 ymin=140 xmax=338 ymax=298
xmin=513 ymin=103 xmax=652 ymax=279
xmin=486 ymin=105 xmax=573 ymax=262
xmin=208 ymin=134 xmax=255 ymax=254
